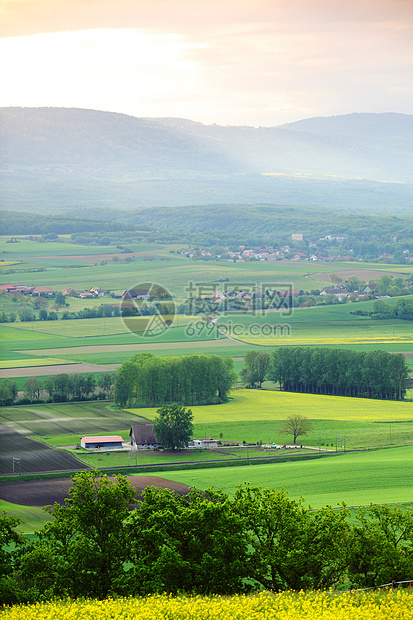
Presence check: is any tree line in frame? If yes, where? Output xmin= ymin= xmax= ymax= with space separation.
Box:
xmin=0 ymin=373 xmax=115 ymax=406
xmin=114 ymin=353 xmax=236 ymax=408
xmin=0 ymin=304 xmax=121 ymax=324
xmin=240 ymin=348 xmax=409 ymax=400
xmin=0 ymin=211 xmax=133 ymax=235
xmin=1 ymin=471 xmax=413 ymax=605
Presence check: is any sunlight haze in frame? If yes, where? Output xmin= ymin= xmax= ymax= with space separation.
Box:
xmin=1 ymin=0 xmax=412 ymax=125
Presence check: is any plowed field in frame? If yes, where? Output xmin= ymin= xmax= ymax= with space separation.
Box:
xmin=0 ymin=475 xmax=191 ymax=507
xmin=0 ymin=425 xmax=88 ymax=475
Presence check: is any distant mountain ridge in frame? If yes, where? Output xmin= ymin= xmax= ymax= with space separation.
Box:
xmin=0 ymin=108 xmax=412 ymax=214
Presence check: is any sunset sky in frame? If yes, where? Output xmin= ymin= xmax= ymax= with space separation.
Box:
xmin=1 ymin=0 xmax=412 ymax=126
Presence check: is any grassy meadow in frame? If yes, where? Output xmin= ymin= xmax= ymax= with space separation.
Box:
xmin=0 ymin=499 xmax=50 ymax=534
xmin=156 ymin=444 xmax=413 ymax=508
xmin=127 ymin=388 xmax=413 ymax=445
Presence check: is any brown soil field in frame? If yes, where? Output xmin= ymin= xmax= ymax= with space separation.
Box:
xmin=0 ymin=476 xmax=191 ymax=507
xmin=32 ymin=250 xmax=163 ymax=263
xmin=17 ymin=339 xmax=241 ymax=357
xmin=0 ymin=363 xmax=120 ymax=378
xmin=0 ymin=425 xmax=89 ymax=476
xmin=309 ymin=269 xmax=405 ymax=283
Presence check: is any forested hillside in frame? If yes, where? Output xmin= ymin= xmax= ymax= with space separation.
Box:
xmin=1 ymin=107 xmax=412 ymax=213
xmin=1 ymin=205 xmax=412 ymax=260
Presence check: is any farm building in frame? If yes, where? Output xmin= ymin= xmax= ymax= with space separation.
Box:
xmin=80 ymin=435 xmax=124 ymax=450
xmin=130 ymin=424 xmax=159 ymax=449
xmin=32 ymin=286 xmax=53 ymax=296
xmin=124 ymin=288 xmax=150 ymax=301
xmin=188 ymin=438 xmax=221 ymax=449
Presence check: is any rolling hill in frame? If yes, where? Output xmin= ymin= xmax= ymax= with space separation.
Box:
xmin=1 ymin=107 xmax=412 ymax=213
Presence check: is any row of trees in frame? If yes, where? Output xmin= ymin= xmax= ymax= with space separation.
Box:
xmin=0 ymin=304 xmax=121 ymax=324
xmin=0 ymin=373 xmax=115 ymax=406
xmin=1 ymin=471 xmax=413 ymax=604
xmin=264 ymin=348 xmax=408 ymax=400
xmin=114 ymin=353 xmax=236 ymax=407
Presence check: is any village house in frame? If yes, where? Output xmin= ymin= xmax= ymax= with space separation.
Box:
xmin=130 ymin=424 xmax=160 ymax=449
xmin=0 ymin=284 xmax=17 ymax=293
xmin=124 ymin=288 xmax=150 ymax=301
xmin=31 ymin=286 xmax=53 ymax=297
xmin=90 ymin=286 xmax=105 ymax=296
xmin=78 ymin=291 xmax=95 ymax=299
xmin=320 ymin=287 xmax=349 ymax=299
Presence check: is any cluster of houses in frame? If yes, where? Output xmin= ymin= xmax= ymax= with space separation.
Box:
xmin=0 ymin=283 xmax=109 ymax=299
xmin=320 ymin=283 xmax=381 ymax=300
xmin=186 ymin=283 xmax=386 ymax=310
xmin=0 ymin=283 xmax=55 ymax=296
xmin=62 ymin=286 xmax=108 ymax=299
xmin=179 ymin=236 xmax=412 ymax=264
xmin=79 ymin=425 xmax=220 ymax=451
xmin=179 ymin=245 xmax=349 ymax=263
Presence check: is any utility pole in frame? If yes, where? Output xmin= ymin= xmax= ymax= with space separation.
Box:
xmin=12 ymin=457 xmax=21 ymax=475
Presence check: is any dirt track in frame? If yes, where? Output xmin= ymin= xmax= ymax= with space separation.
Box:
xmin=0 ymin=476 xmax=191 ymax=507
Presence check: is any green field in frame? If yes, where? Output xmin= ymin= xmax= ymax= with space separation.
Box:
xmin=0 ymin=500 xmax=50 ymax=534
xmin=2 ymin=235 xmax=412 ymax=295
xmin=159 ymin=445 xmax=413 ymax=508
xmin=0 ymin=401 xmax=149 ymax=438
xmin=71 ymin=445 xmax=289 ymax=469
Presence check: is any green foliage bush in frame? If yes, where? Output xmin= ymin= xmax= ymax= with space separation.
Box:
xmin=2 ymin=474 xmax=413 ymax=604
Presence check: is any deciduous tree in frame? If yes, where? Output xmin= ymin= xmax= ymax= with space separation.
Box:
xmin=349 ymin=504 xmax=413 ymax=588
xmin=153 ymin=403 xmax=193 ymax=450
xmin=23 ymin=377 xmax=43 ymax=402
xmin=278 ymin=414 xmax=313 ymax=444
xmin=126 ymin=486 xmax=248 ymax=595
xmin=39 ymin=470 xmax=136 ymax=598
xmin=234 ymin=485 xmax=351 ymax=591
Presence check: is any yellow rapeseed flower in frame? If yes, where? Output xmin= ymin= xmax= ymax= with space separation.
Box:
xmin=1 ymin=590 xmax=413 ymax=619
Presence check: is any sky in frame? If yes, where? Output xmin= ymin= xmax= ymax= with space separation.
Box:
xmin=0 ymin=0 xmax=412 ymax=126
